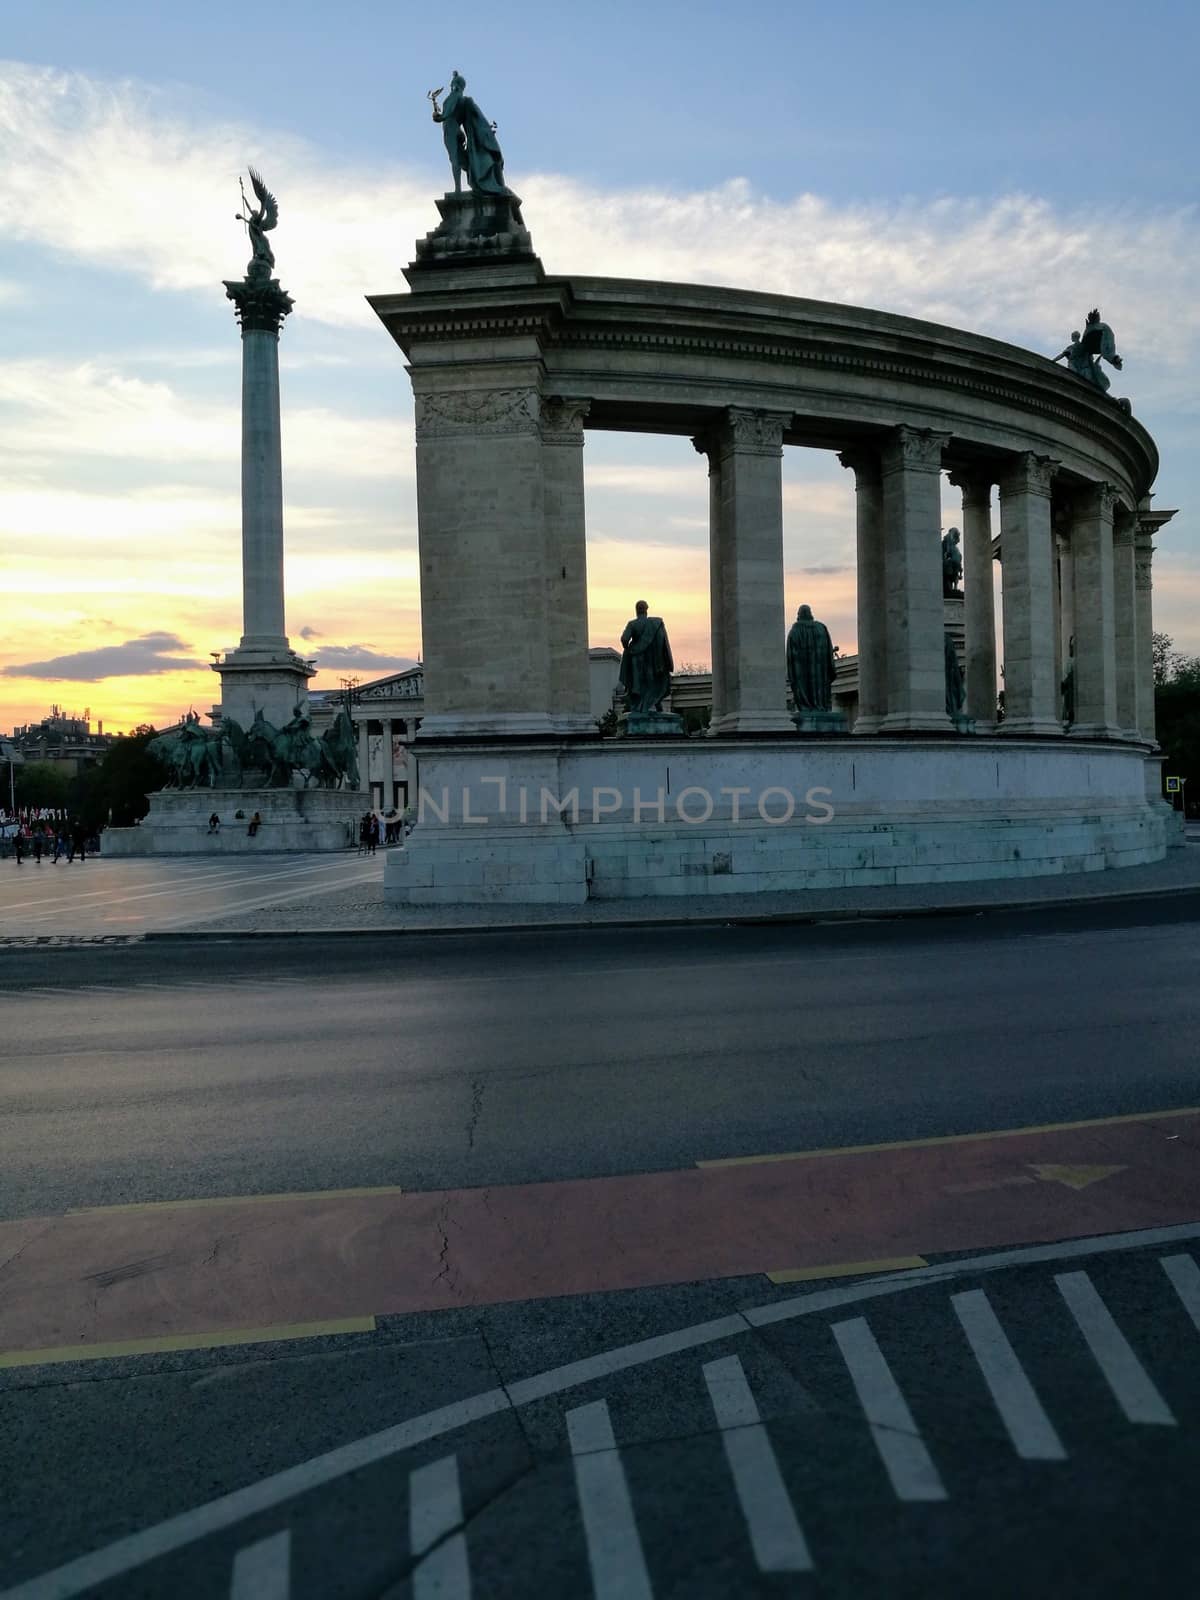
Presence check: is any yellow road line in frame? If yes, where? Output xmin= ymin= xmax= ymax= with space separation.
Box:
xmin=767 ymin=1256 xmax=928 ymax=1284
xmin=0 ymin=1315 xmax=376 ymax=1369
xmin=698 ymin=1105 xmax=1200 ymax=1170
xmin=66 ymin=1185 xmax=405 ymax=1216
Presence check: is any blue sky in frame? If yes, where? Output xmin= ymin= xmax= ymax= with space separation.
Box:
xmin=1 ymin=1 xmax=1196 ymax=729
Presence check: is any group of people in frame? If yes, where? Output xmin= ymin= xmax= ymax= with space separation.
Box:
xmin=9 ymin=818 xmax=92 ymax=864
xmin=207 ymin=811 xmax=264 ymax=837
xmin=358 ymin=812 xmax=381 ymax=855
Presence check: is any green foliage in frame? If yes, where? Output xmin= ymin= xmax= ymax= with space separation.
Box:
xmin=1155 ymin=684 xmax=1200 ymax=812
xmin=70 ymin=727 xmax=162 ymax=829
xmin=14 ymin=760 xmax=70 ymax=810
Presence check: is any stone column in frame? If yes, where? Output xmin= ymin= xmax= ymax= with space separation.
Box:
xmin=216 ymin=267 xmax=314 ymax=731
xmin=693 ymin=432 xmax=726 ymax=732
xmin=1112 ymin=505 xmax=1139 ymax=738
xmin=1068 ymin=482 xmax=1120 ymax=740
xmin=541 ymin=397 xmax=595 ymax=731
xmin=1134 ymin=527 xmax=1157 ymax=743
xmin=709 ymin=408 xmax=794 ymax=735
xmin=1056 ymin=524 xmax=1074 ymax=719
xmin=839 ymin=449 xmax=886 ymax=734
xmin=879 ymin=427 xmax=952 ymax=733
xmin=411 ymin=383 xmax=560 ymax=738
xmin=996 ymin=453 xmax=1061 ymax=736
xmin=948 ymin=469 xmax=997 ymax=731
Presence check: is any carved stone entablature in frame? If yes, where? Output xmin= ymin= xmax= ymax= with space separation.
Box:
xmin=881 ymin=426 xmax=950 ymax=477
xmin=946 ymin=467 xmax=994 ymax=508
xmin=720 ymin=407 xmax=788 ymax=458
xmin=997 ymin=452 xmax=1059 ymax=502
xmin=223 ymin=275 xmax=294 ymax=336
xmin=540 ymin=396 xmax=591 ymax=446
xmin=414 ymin=388 xmax=540 ymax=442
xmin=359 ymin=671 xmax=425 ymax=701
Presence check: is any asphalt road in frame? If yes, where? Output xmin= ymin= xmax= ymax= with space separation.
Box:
xmin=3 ymin=894 xmax=1200 ymax=1598
xmin=2 ymin=895 xmax=1200 ymax=1218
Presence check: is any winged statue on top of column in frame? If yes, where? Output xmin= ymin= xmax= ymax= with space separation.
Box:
xmin=235 ymin=168 xmax=279 ymax=278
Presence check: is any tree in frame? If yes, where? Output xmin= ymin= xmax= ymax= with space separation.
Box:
xmin=14 ymin=761 xmax=70 ymax=810
xmin=70 ymin=727 xmax=162 ymax=829
xmin=1153 ymin=631 xmax=1180 ymax=687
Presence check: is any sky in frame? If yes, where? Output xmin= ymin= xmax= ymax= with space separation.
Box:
xmin=1 ymin=0 xmax=1196 ymax=734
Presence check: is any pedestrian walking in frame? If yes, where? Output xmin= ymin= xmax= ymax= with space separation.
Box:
xmin=367 ymin=813 xmax=380 ymax=856
xmin=71 ymin=820 xmax=87 ymax=863
xmin=358 ymin=813 xmax=371 ymax=856
xmin=52 ymin=829 xmax=64 ymax=863
xmin=13 ymin=830 xmax=24 ymax=866
xmin=32 ymin=830 xmax=43 ymax=865
xmin=247 ymin=811 xmax=261 ymax=837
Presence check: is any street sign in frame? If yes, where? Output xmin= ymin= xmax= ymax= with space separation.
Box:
xmin=1165 ymin=776 xmax=1182 ymax=793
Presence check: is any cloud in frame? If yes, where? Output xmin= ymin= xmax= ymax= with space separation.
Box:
xmin=299 ymin=625 xmax=321 ymax=640
xmin=306 ymin=643 xmax=419 ymax=672
xmin=2 ymin=62 xmax=1197 ymax=388
xmin=3 ymin=631 xmax=204 ymax=681
xmin=797 ymin=564 xmax=851 ymax=575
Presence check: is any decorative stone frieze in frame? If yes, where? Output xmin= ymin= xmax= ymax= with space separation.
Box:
xmin=414 ymin=387 xmax=541 ymax=441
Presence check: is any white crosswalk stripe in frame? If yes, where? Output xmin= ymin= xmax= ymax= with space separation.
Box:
xmin=566 ymin=1399 xmax=654 ymax=1600
xmin=229 ymin=1530 xmax=289 ymax=1599
xmin=832 ymin=1317 xmax=948 ymax=1501
xmin=702 ymin=1355 xmax=812 ymax=1571
xmin=1161 ymin=1252 xmax=1200 ymax=1333
xmin=952 ymin=1289 xmax=1067 ymax=1460
xmin=410 ymin=1454 xmax=471 ymax=1599
xmin=1056 ymin=1270 xmax=1176 ymax=1425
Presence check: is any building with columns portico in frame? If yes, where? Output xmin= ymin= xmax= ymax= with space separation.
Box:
xmin=371 ymin=192 xmax=1177 ymax=905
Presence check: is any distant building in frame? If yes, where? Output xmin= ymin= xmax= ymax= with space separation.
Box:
xmin=8 ymin=706 xmax=115 ymax=776
xmin=309 ymin=650 xmax=625 ymax=814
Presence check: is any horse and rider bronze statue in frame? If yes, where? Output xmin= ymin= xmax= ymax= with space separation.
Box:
xmin=148 ymin=706 xmax=360 ymax=790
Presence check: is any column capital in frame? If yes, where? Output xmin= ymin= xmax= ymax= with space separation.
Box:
xmin=881 ymin=426 xmax=950 ymax=477
xmin=539 ymin=395 xmax=590 ymax=446
xmin=414 ymin=386 xmax=541 ymax=442
xmin=946 ymin=467 xmax=994 ymax=507
xmin=223 ymin=273 xmax=294 ymax=336
xmin=837 ymin=446 xmax=881 ymax=482
xmin=1134 ymin=542 xmax=1155 ymax=592
xmin=1112 ymin=503 xmax=1138 ymax=545
xmin=997 ymin=452 xmax=1059 ymax=501
xmin=1075 ymin=479 xmax=1120 ymax=519
xmin=718 ymin=407 xmax=789 ymax=458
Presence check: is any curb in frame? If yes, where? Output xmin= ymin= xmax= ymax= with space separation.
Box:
xmin=134 ymin=879 xmax=1200 ymax=943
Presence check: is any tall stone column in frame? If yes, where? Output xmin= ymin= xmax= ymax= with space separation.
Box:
xmin=1056 ymin=525 xmax=1074 ymax=718
xmin=692 ymin=432 xmax=727 ymax=732
xmin=1134 ymin=528 xmax=1157 ymax=743
xmin=1112 ymin=505 xmax=1139 ymax=738
xmin=216 ymin=264 xmax=314 ymax=729
xmin=879 ymin=427 xmax=952 ymax=733
xmin=996 ymin=453 xmax=1061 ymax=736
xmin=948 ymin=469 xmax=997 ymax=731
xmin=839 ymin=449 xmax=886 ymax=734
xmin=1068 ymin=481 xmax=1120 ymax=740
xmin=411 ymin=382 xmax=563 ymax=738
xmin=541 ymin=397 xmax=595 ymax=730
xmin=709 ymin=408 xmax=793 ymax=735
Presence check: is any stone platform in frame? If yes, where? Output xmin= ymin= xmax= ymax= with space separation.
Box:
xmin=104 ymin=787 xmax=368 ymax=856
xmin=383 ymin=736 xmax=1171 ymax=905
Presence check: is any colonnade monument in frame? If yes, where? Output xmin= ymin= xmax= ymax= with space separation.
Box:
xmin=374 ymin=72 xmax=1178 ymax=905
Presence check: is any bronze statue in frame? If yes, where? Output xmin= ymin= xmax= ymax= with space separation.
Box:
xmin=428 ymin=72 xmax=521 ymax=211
xmin=942 ymin=528 xmax=963 ymax=596
xmin=147 ymin=713 xmax=223 ymax=788
xmin=787 ymin=605 xmax=837 ymax=712
xmin=945 ymin=631 xmax=966 ymax=716
xmin=1055 ymin=309 xmax=1124 ymax=394
xmin=619 ymin=601 xmax=674 ymax=713
xmin=235 ymin=168 xmax=279 ymax=278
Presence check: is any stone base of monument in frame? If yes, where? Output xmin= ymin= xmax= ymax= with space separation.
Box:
xmin=103 ymin=786 xmax=369 ymax=856
xmin=618 ymin=710 xmax=686 ymax=738
xmin=413 ymin=192 xmax=536 ymax=269
xmin=792 ymin=709 xmax=849 ymax=734
xmin=382 ymin=737 xmax=1169 ymax=905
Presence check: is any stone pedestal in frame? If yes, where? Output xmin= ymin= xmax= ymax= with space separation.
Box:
xmin=414 ymin=192 xmax=536 ymax=269
xmin=103 ymin=787 xmax=364 ymax=856
xmin=792 ymin=710 xmax=849 ymax=734
xmin=618 ymin=710 xmax=685 ymax=737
